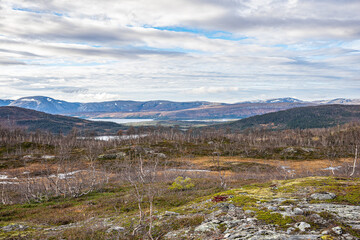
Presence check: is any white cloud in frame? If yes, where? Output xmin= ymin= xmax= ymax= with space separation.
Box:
xmin=187 ymin=87 xmax=240 ymax=94
xmin=0 ymin=0 xmax=359 ymax=102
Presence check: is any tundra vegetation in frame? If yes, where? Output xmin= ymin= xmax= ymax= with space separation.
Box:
xmin=0 ymin=122 xmax=359 ymax=239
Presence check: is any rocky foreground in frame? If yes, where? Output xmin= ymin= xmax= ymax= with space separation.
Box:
xmin=164 ymin=195 xmax=360 ymax=239
xmin=1 ymin=176 xmax=360 ymax=239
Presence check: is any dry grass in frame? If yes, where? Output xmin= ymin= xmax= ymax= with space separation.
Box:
xmin=187 ymin=156 xmax=352 ymax=172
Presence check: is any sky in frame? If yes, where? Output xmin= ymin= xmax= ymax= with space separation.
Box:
xmin=0 ymin=0 xmax=360 ymax=103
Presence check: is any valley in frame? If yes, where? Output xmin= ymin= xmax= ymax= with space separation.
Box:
xmin=0 ymin=116 xmax=360 ymax=239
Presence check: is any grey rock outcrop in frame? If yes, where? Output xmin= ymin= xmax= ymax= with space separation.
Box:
xmin=310 ymin=192 xmax=336 ymax=200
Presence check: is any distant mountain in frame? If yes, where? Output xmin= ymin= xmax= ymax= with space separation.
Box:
xmin=211 ymin=105 xmax=360 ymax=131
xmin=5 ymin=96 xmax=218 ymax=115
xmin=0 ymin=96 xmax=314 ymax=120
xmin=314 ymin=98 xmax=360 ymax=105
xmin=75 ymin=102 xmax=313 ymax=120
xmin=1 ymin=96 xmax=360 ymax=120
xmin=77 ymin=100 xmax=216 ymax=112
xmin=240 ymin=97 xmax=304 ymax=104
xmin=0 ymin=106 xmax=125 ymax=135
xmin=0 ymin=99 xmax=13 ymax=107
xmin=264 ymin=97 xmax=303 ymax=103
xmin=9 ymin=96 xmax=80 ymax=114
xmin=156 ymin=102 xmax=311 ymax=120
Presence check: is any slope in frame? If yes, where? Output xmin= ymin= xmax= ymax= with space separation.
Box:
xmin=0 ymin=106 xmax=125 ymax=135
xmin=215 ymin=104 xmax=360 ymax=131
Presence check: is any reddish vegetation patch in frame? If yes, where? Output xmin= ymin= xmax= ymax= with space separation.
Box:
xmin=212 ymin=195 xmax=228 ymax=202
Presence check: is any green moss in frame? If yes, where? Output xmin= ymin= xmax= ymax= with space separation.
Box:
xmin=169 ymin=177 xmax=195 ymax=191
xmin=256 ymin=211 xmax=294 ymax=229
xmin=231 ymin=195 xmax=258 ymax=207
xmin=333 ymin=186 xmax=360 ymax=205
xmin=321 ymin=236 xmax=335 ymax=240
xmin=218 ymin=222 xmax=227 ymax=233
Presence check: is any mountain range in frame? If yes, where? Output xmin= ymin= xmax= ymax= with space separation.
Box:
xmin=2 ymin=104 xmax=360 ymax=135
xmin=0 ymin=96 xmax=360 ymax=120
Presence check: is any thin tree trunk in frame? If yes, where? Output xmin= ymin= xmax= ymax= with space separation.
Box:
xmin=350 ymin=145 xmax=358 ymax=177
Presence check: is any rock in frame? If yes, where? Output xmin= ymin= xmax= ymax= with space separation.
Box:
xmin=332 ymin=226 xmax=343 ymax=235
xmin=164 ymin=211 xmax=179 ymax=216
xmin=238 ymin=192 xmax=248 ymax=195
xmin=287 ymin=235 xmax=321 ymax=240
xmin=245 ymin=210 xmax=255 ymax=215
xmin=215 ymin=202 xmax=230 ymax=208
xmin=283 ymin=147 xmax=296 ymax=153
xmin=321 ymin=230 xmax=330 ymax=235
xmin=116 ymin=152 xmax=126 ymax=158
xmin=257 ymin=230 xmax=275 ymax=235
xmin=301 ymin=147 xmax=315 ymax=152
xmin=164 ymin=228 xmax=190 ymax=239
xmin=98 ymin=154 xmax=117 ymax=160
xmin=309 ymin=213 xmax=321 ymax=219
xmin=268 ymin=206 xmax=278 ymax=211
xmin=144 ymin=148 xmax=155 ymax=154
xmin=304 ymin=203 xmax=360 ymax=229
xmin=293 ymin=208 xmax=304 ymax=215
xmin=228 ymin=204 xmax=236 ymax=209
xmin=106 ymin=226 xmax=125 ymax=233
xmin=287 ymin=227 xmax=296 ymax=234
xmin=155 ymin=153 xmax=166 ymax=159
xmin=343 ymin=233 xmax=356 ymax=240
xmin=194 ymin=222 xmax=218 ymax=232
xmin=223 ymin=219 xmax=243 ymax=228
xmin=134 ymin=146 xmax=145 ymax=153
xmin=2 ymin=224 xmax=28 ymax=232
xmin=295 ymin=222 xmax=311 ymax=232
xmin=211 ymin=219 xmax=221 ymax=224
xmin=246 ymin=218 xmax=257 ymax=222
xmin=310 ymin=192 xmax=336 ymax=200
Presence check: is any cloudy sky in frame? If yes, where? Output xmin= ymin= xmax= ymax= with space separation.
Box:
xmin=0 ymin=0 xmax=359 ymax=103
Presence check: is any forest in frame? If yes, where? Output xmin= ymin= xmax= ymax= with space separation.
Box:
xmin=0 ymin=123 xmax=359 ymax=239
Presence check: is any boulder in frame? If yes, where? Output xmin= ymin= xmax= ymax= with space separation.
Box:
xmin=116 ymin=152 xmax=126 ymax=159
xmin=2 ymin=224 xmax=28 ymax=232
xmin=268 ymin=206 xmax=278 ymax=211
xmin=332 ymin=226 xmax=343 ymax=235
xmin=106 ymin=226 xmax=125 ymax=233
xmin=295 ymin=222 xmax=311 ymax=232
xmin=164 ymin=211 xmax=179 ymax=216
xmin=310 ymin=192 xmax=336 ymax=200
xmin=293 ymin=208 xmax=304 ymax=215
xmin=194 ymin=222 xmax=218 ymax=232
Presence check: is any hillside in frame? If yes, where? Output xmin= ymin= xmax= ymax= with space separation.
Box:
xmin=0 ymin=106 xmax=125 ymax=135
xmin=214 ymin=104 xmax=360 ymax=131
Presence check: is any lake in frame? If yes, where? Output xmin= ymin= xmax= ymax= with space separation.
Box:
xmin=89 ymin=118 xmax=238 ymax=124
xmin=88 ymin=118 xmax=154 ymax=124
